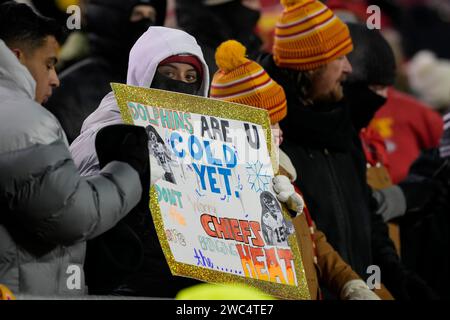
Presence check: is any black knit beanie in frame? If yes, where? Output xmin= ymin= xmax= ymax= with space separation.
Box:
xmin=346 ymin=22 xmax=396 ymax=86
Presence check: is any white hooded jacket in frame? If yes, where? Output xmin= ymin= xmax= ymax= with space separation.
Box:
xmin=70 ymin=27 xmax=210 ymax=176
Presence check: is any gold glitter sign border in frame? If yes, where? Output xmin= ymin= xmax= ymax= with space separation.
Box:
xmin=111 ymin=83 xmax=311 ymax=300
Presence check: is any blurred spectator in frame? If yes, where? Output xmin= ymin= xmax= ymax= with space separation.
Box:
xmin=345 ymin=22 xmax=396 ymax=132
xmin=45 ymin=0 xmax=167 ymax=143
xmin=327 ymin=0 xmax=401 ymax=28
xmin=70 ymin=27 xmax=209 ymax=297
xmin=329 ymin=6 xmax=444 ymax=185
xmin=326 ymin=0 xmax=369 ymax=23
xmin=175 ymin=0 xmax=263 ymax=79
xmin=254 ymin=0 xmax=282 ymax=53
xmin=0 ymin=2 xmax=147 ymax=296
xmin=370 ymin=88 xmax=443 ymax=184
xmin=344 ymin=22 xmax=449 ymax=299
xmin=344 ymin=22 xmax=403 ymax=254
xmin=53 ymin=0 xmax=90 ymax=72
xmin=56 ymin=30 xmax=90 ymax=72
xmin=341 ymin=18 xmax=444 ymax=185
xmin=441 ymin=112 xmax=450 ymax=158
xmin=398 ymin=0 xmax=450 ymax=60
xmin=407 ymin=50 xmax=450 ymax=114
xmin=397 ymin=146 xmax=450 ymax=299
xmin=31 ymin=0 xmax=80 ymax=26
xmin=326 ymin=0 xmax=410 ymax=93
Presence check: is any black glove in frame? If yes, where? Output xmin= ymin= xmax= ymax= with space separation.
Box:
xmin=95 ymin=124 xmax=149 ymax=175
xmin=96 ymin=124 xmax=150 ymax=205
xmin=96 ymin=123 xmax=151 ymax=227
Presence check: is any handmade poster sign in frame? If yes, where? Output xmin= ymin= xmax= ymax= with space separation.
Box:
xmin=112 ymin=83 xmax=310 ymax=300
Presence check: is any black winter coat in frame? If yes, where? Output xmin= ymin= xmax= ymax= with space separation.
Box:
xmin=399 ymin=149 xmax=450 ymax=299
xmin=45 ymin=57 xmax=123 ymax=144
xmin=84 ymin=200 xmax=200 ymax=297
xmin=84 ymin=117 xmax=200 ymax=298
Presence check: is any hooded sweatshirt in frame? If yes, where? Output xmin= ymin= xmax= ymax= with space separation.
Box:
xmin=69 ymin=27 xmax=210 ymax=296
xmin=70 ymin=26 xmax=210 ymax=176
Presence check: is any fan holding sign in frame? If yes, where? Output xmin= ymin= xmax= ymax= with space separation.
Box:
xmin=70 ymin=27 xmax=210 ymax=296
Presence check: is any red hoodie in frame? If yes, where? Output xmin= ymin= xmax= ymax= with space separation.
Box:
xmin=369 ymin=88 xmax=443 ymax=183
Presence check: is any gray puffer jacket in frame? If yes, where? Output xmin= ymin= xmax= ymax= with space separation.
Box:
xmin=0 ymin=40 xmax=141 ymax=297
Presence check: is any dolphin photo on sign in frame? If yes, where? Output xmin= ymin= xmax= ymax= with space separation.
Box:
xmin=112 ymin=83 xmax=310 ymax=299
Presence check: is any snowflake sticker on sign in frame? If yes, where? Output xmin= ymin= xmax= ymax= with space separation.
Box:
xmin=246 ymin=160 xmax=272 ymax=193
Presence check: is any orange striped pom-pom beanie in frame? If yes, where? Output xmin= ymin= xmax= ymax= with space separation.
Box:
xmin=273 ymin=0 xmax=353 ymax=71
xmin=211 ymin=40 xmax=287 ymax=124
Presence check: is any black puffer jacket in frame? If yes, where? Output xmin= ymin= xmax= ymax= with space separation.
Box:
xmin=45 ymin=0 xmax=166 ymax=143
xmin=0 ymin=40 xmax=142 ymax=296
xmin=260 ymin=53 xmax=438 ymax=300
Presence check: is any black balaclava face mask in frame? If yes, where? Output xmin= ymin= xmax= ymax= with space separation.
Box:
xmin=230 ymin=3 xmax=260 ymax=37
xmin=151 ymin=72 xmax=202 ymax=96
xmin=344 ymin=82 xmax=388 ymax=129
xmin=211 ymin=1 xmax=260 ymax=38
xmin=125 ymin=17 xmax=155 ymax=51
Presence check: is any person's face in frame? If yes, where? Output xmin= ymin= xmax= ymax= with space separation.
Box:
xmin=263 ymin=196 xmax=279 ymax=214
xmin=271 ymin=122 xmax=283 ymax=147
xmin=130 ymin=5 xmax=156 ymax=22
xmin=310 ymin=55 xmax=353 ymax=103
xmin=157 ymin=63 xmax=199 ymax=84
xmin=262 ymin=212 xmax=272 ymax=225
xmin=14 ymin=36 xmax=60 ymax=104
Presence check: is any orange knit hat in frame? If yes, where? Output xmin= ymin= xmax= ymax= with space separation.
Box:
xmin=211 ymin=40 xmax=287 ymax=124
xmin=273 ymin=0 xmax=353 ymax=71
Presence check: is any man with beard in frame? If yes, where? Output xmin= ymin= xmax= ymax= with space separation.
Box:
xmin=211 ymin=39 xmax=381 ymax=300
xmin=45 ymin=0 xmax=167 ymax=143
xmin=259 ymin=0 xmax=437 ymax=300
